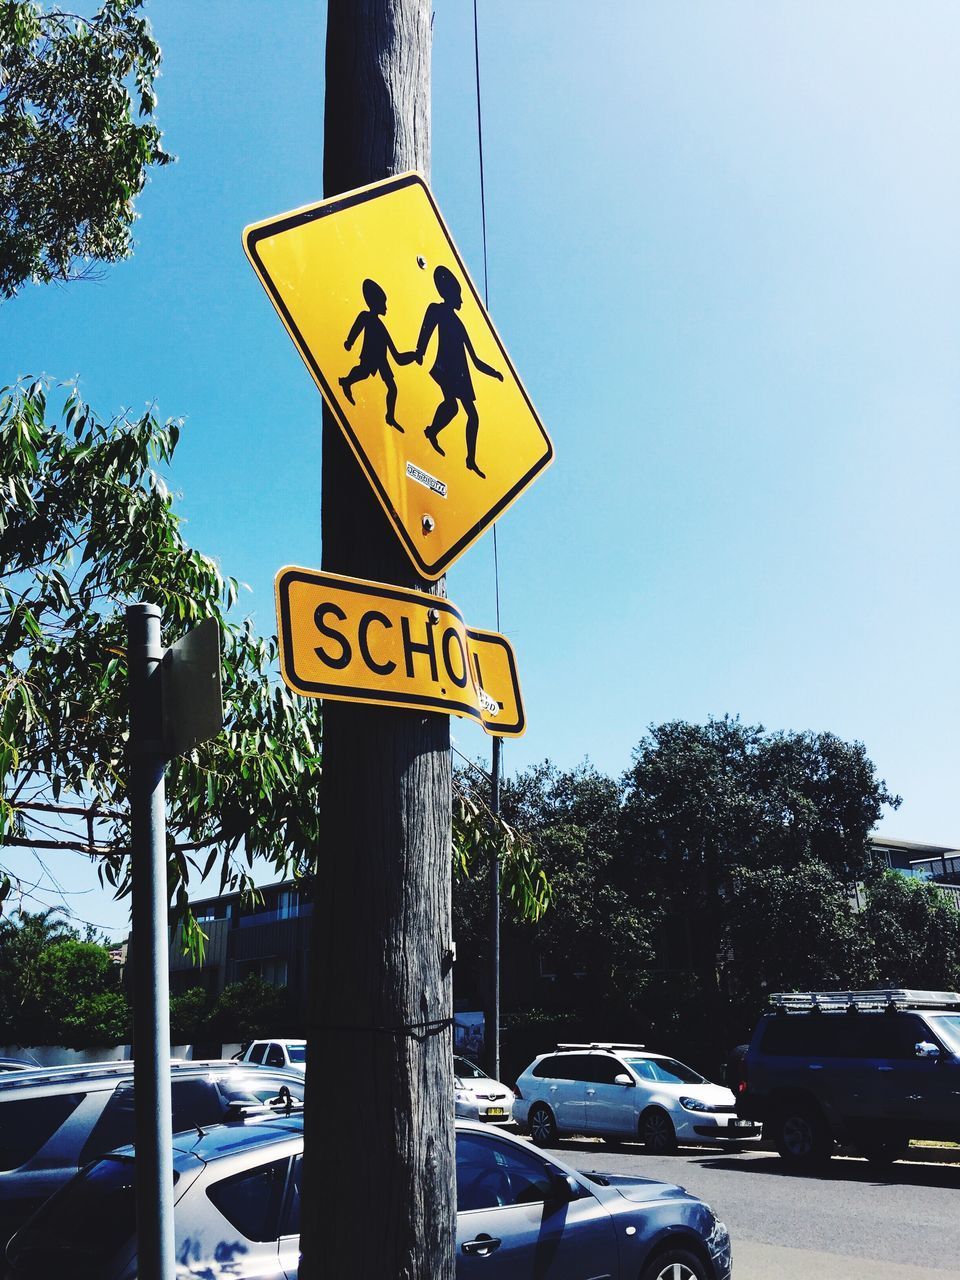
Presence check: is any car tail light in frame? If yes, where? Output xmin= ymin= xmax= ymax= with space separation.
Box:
xmin=513 ymin=1084 xmax=523 ymax=1100
xmin=737 ymin=1065 xmax=748 ymax=1095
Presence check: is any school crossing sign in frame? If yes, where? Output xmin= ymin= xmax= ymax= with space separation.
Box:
xmin=275 ymin=567 xmax=525 ymax=737
xmin=244 ymin=173 xmax=553 ymax=580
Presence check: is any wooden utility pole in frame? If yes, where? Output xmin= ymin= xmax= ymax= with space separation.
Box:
xmin=300 ymin=3 xmax=455 ymax=1279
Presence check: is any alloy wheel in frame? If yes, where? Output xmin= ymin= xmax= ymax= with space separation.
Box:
xmin=642 ymin=1108 xmax=676 ymax=1153
xmin=529 ymin=1105 xmax=556 ymax=1145
xmin=781 ymin=1113 xmax=815 ymax=1157
xmin=652 ymin=1264 xmax=699 ymax=1280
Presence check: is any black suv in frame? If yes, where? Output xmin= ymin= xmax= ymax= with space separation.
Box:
xmin=0 ymin=1059 xmax=304 ymax=1251
xmin=736 ymin=989 xmax=960 ymax=1166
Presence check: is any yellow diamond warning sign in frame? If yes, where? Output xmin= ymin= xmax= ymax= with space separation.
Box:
xmin=245 ymin=174 xmax=553 ymax=579
xmin=275 ymin=567 xmax=525 ymax=737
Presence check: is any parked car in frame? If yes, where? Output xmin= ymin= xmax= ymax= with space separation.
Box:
xmin=0 ymin=1059 xmax=304 ymax=1252
xmin=736 ymin=987 xmax=960 ymax=1167
xmin=234 ymin=1038 xmax=307 ymax=1074
xmin=453 ymin=1055 xmax=514 ymax=1124
xmin=6 ymin=1115 xmax=732 ymax=1280
xmin=514 ymin=1043 xmax=759 ymax=1153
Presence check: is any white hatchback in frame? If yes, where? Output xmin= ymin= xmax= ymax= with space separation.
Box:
xmin=453 ymin=1055 xmax=514 ymax=1124
xmin=514 ymin=1043 xmax=760 ymax=1153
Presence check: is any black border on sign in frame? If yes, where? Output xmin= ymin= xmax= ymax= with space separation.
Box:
xmin=465 ymin=626 xmax=525 ymax=737
xmin=275 ymin=568 xmax=524 ymax=737
xmin=246 ymin=174 xmax=553 ymax=580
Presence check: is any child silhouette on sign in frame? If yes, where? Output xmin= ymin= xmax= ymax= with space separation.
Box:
xmin=415 ymin=265 xmax=503 ymax=478
xmin=339 ymin=278 xmax=414 ymax=432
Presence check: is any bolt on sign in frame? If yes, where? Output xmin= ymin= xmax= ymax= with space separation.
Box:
xmin=244 ymin=174 xmax=553 ymax=580
xmin=275 ymin=567 xmax=525 ymax=738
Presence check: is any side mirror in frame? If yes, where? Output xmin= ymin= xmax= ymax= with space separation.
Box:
xmin=547 ymin=1173 xmax=580 ymax=1203
xmin=915 ymin=1041 xmax=941 ymax=1060
xmin=613 ymin=1073 xmax=634 ymax=1087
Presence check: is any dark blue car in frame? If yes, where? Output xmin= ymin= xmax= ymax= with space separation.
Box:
xmin=6 ymin=1116 xmax=731 ymax=1280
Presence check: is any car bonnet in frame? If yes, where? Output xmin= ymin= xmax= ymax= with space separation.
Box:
xmin=583 ymin=1171 xmax=691 ymax=1205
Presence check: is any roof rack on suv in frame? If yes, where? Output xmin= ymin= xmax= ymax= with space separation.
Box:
xmin=768 ymin=990 xmax=960 ymax=1014
xmin=0 ymin=1058 xmax=239 ymax=1091
xmin=555 ymin=1042 xmax=647 ymax=1051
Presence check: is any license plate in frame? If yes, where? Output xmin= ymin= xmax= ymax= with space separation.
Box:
xmin=731 ymin=1118 xmax=754 ymax=1127
xmin=485 ymin=1107 xmax=506 ymax=1117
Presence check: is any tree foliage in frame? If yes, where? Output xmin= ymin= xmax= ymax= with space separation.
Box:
xmin=864 ymin=871 xmax=960 ymax=991
xmin=0 ymin=907 xmax=127 ymax=1046
xmin=0 ymin=377 xmax=324 ymax=951
xmin=203 ymin=975 xmax=297 ymax=1045
xmin=618 ymin=716 xmax=900 ymax=999
xmin=725 ymin=861 xmax=875 ymax=1015
xmin=0 ymin=0 xmax=172 ymax=297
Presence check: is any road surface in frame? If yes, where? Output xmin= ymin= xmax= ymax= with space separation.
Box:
xmin=541 ymin=1138 xmax=960 ymax=1279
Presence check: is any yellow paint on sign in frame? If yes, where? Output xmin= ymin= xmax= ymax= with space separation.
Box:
xmin=245 ymin=174 xmax=553 ymax=579
xmin=275 ymin=567 xmax=525 ymax=738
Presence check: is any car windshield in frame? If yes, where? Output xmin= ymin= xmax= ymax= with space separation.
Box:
xmin=286 ymin=1045 xmax=306 ymax=1063
xmin=928 ymin=1015 xmax=960 ymax=1056
xmin=625 ymin=1056 xmax=706 ymax=1085
xmin=454 ymin=1056 xmax=489 ymax=1080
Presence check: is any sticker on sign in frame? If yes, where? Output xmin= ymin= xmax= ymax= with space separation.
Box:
xmin=275 ymin=567 xmax=525 ymax=738
xmin=406 ymin=461 xmax=447 ymax=498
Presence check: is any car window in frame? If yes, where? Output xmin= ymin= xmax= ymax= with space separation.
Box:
xmin=266 ymin=1044 xmax=286 ymax=1068
xmin=630 ymin=1059 xmax=657 ymax=1081
xmin=927 ymin=1015 xmax=960 ymax=1055
xmin=207 ymin=1158 xmax=290 ymax=1242
xmin=531 ymin=1053 xmax=593 ymax=1081
xmin=172 ymin=1078 xmax=228 ymax=1131
xmin=286 ymin=1044 xmax=306 ymax=1064
xmin=280 ymin=1155 xmax=303 ymax=1236
xmin=79 ymin=1078 xmax=224 ymax=1165
xmin=579 ymin=1055 xmax=623 ymax=1084
xmin=9 ymin=1156 xmax=168 ymax=1266
xmin=532 ymin=1054 xmax=563 ymax=1079
xmin=854 ymin=1014 xmax=934 ymax=1059
xmin=248 ymin=1043 xmax=267 ymax=1065
xmin=227 ymin=1075 xmax=305 ymax=1105
xmin=454 ymin=1056 xmax=488 ymax=1081
xmin=0 ymin=1092 xmax=86 ymax=1170
xmin=760 ymin=1016 xmax=847 ymax=1056
xmin=634 ymin=1057 xmax=705 ymax=1085
xmin=456 ymin=1134 xmax=561 ymax=1211
xmin=762 ymin=1015 xmax=891 ymax=1057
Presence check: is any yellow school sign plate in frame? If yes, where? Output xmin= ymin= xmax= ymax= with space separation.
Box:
xmin=275 ymin=567 xmax=525 ymax=738
xmin=245 ymin=174 xmax=553 ymax=580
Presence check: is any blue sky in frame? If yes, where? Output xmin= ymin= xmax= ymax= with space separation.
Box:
xmin=4 ymin=1 xmax=959 ymax=934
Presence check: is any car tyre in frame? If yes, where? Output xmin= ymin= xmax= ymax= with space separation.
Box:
xmin=640 ymin=1106 xmax=678 ymax=1155
xmin=528 ymin=1103 xmax=558 ymax=1148
xmin=773 ymin=1102 xmax=833 ymax=1167
xmin=640 ymin=1245 xmax=710 ymax=1280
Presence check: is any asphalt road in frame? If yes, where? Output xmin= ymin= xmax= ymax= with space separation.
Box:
xmin=540 ymin=1138 xmax=960 ymax=1279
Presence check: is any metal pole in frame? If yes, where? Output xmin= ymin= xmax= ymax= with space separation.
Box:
xmin=127 ymin=603 xmax=174 ymax=1280
xmin=489 ymin=735 xmax=501 ymax=1082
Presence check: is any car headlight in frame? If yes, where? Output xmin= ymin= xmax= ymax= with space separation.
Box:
xmin=679 ymin=1096 xmax=709 ymax=1112
xmin=455 ymin=1092 xmax=469 ymax=1103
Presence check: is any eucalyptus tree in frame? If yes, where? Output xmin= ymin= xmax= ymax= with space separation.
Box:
xmin=0 ymin=0 xmax=172 ymax=297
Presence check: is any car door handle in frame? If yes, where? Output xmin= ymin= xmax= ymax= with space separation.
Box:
xmin=807 ymin=1064 xmax=823 ymax=1070
xmin=586 ymin=1088 xmax=596 ymax=1095
xmin=877 ymin=1066 xmax=894 ymax=1072
xmin=462 ymin=1235 xmax=502 ymax=1257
